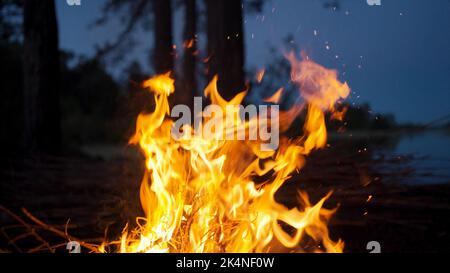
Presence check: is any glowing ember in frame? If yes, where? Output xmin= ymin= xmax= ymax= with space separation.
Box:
xmin=256 ymin=68 xmax=266 ymax=83
xmin=104 ymin=53 xmax=349 ymax=253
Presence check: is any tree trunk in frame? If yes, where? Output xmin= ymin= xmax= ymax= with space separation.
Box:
xmin=152 ymin=0 xmax=174 ymax=74
xmin=206 ymin=0 xmax=245 ymax=101
xmin=178 ymin=0 xmax=197 ymax=109
xmin=23 ymin=0 xmax=61 ymax=155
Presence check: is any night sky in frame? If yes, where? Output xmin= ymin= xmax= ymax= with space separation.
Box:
xmin=56 ymin=0 xmax=450 ymax=124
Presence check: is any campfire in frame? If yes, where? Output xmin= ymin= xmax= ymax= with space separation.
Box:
xmin=2 ymin=0 xmax=449 ymax=260
xmin=99 ymin=53 xmax=349 ymax=253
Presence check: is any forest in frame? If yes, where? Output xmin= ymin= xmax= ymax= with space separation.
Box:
xmin=0 ymin=0 xmax=449 ymax=254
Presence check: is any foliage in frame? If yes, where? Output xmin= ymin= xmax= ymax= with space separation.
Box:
xmin=0 ymin=0 xmax=23 ymax=42
xmin=59 ymin=52 xmax=125 ymax=145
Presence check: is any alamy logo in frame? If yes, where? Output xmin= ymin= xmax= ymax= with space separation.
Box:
xmin=66 ymin=0 xmax=81 ymax=6
xmin=366 ymin=241 xmax=381 ymax=253
xmin=170 ymin=97 xmax=280 ymax=151
xmin=66 ymin=241 xmax=81 ymax=253
xmin=367 ymin=0 xmax=381 ymax=6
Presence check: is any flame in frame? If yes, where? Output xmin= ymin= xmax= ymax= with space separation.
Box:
xmin=330 ymin=105 xmax=348 ymax=122
xmin=287 ymin=52 xmax=350 ymax=112
xmin=256 ymin=68 xmax=265 ymax=83
xmin=264 ymin=88 xmax=284 ymax=104
xmin=183 ymin=39 xmax=195 ymax=49
xmin=108 ymin=53 xmax=349 ymax=253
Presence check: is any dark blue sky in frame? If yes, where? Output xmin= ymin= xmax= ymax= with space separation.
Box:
xmin=56 ymin=0 xmax=450 ymax=124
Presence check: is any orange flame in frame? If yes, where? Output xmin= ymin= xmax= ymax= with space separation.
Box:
xmin=330 ymin=105 xmax=349 ymax=122
xmin=106 ymin=53 xmax=349 ymax=253
xmin=264 ymin=88 xmax=284 ymax=104
xmin=256 ymin=68 xmax=265 ymax=83
xmin=183 ymin=39 xmax=195 ymax=49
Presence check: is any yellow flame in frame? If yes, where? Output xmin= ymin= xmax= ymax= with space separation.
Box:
xmin=108 ymin=53 xmax=349 ymax=253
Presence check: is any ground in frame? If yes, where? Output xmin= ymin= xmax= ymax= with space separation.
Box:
xmin=1 ymin=132 xmax=449 ymax=253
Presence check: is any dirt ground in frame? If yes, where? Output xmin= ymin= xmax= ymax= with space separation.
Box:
xmin=1 ymin=139 xmax=449 ymax=253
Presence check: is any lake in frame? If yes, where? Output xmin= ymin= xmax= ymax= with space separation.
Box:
xmin=377 ymin=129 xmax=450 ymax=185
